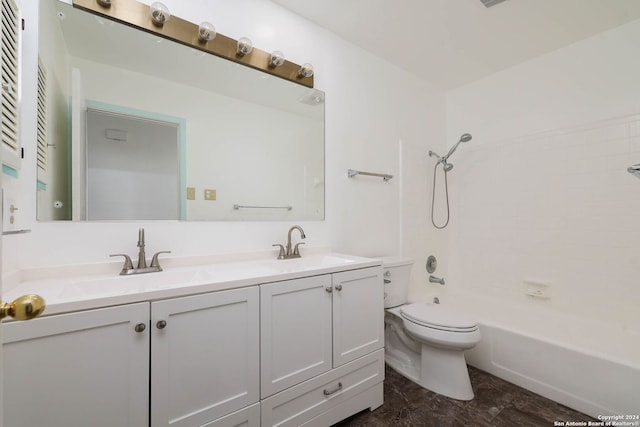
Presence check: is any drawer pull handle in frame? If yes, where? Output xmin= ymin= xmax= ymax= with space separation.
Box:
xmin=323 ymin=382 xmax=342 ymax=396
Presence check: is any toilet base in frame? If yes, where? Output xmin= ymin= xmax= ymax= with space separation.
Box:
xmin=419 ymin=344 xmax=474 ymax=400
xmin=384 ymin=320 xmax=475 ymax=401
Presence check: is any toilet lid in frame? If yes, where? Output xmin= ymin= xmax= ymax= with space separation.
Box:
xmin=400 ymin=303 xmax=478 ymax=331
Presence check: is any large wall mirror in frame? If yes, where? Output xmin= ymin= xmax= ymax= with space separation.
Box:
xmin=36 ymin=0 xmax=325 ymax=221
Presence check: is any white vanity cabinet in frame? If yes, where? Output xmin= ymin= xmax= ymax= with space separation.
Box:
xmin=151 ymin=287 xmax=260 ymax=427
xmin=260 ymin=266 xmax=384 ymax=426
xmin=2 ymin=302 xmax=151 ymax=427
xmin=2 ymin=255 xmax=383 ymax=427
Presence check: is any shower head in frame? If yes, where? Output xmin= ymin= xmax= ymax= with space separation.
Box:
xmin=443 ymin=162 xmax=454 ymax=172
xmin=442 ymin=133 xmax=473 ymax=161
xmin=459 ymin=133 xmax=472 ymax=143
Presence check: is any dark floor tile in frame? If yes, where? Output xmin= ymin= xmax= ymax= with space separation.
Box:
xmin=336 ymin=365 xmax=593 ymax=427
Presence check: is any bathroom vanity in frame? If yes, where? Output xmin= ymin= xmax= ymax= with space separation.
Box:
xmin=2 ymin=253 xmax=384 ymax=427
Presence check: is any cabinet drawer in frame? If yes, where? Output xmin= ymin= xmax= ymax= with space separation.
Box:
xmin=200 ymin=403 xmax=260 ymax=427
xmin=261 ymin=349 xmax=384 ymax=427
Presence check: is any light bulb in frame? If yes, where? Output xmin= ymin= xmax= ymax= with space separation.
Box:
xmin=269 ymin=51 xmax=285 ymax=67
xmin=237 ymin=37 xmax=253 ymax=56
xmin=150 ymin=2 xmax=170 ymax=26
xmin=198 ymin=22 xmax=216 ymax=42
xmin=298 ymin=63 xmax=314 ymax=78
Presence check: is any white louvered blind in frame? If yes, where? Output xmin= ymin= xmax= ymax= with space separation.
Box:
xmin=1 ymin=0 xmax=20 ymax=167
xmin=37 ymin=57 xmax=46 ymax=171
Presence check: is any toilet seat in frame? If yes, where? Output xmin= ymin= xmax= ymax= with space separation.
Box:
xmin=400 ymin=303 xmax=478 ymax=332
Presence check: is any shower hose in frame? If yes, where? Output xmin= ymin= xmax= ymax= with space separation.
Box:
xmin=431 ymin=162 xmax=449 ymax=229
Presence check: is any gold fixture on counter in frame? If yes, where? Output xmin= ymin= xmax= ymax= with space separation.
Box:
xmin=0 ymin=294 xmax=46 ymax=321
xmin=72 ymin=0 xmax=315 ymax=88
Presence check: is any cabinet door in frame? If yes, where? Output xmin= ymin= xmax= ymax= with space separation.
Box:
xmin=2 ymin=302 xmax=150 ymax=427
xmin=332 ymin=267 xmax=384 ymax=367
xmin=260 ymin=275 xmax=333 ymax=398
xmin=151 ymin=286 xmax=259 ymax=427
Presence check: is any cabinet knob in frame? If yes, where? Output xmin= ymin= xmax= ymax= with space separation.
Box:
xmin=325 ymin=287 xmax=333 ymax=293
xmin=156 ymin=320 xmax=167 ymax=329
xmin=0 ymin=294 xmax=46 ymax=321
xmin=334 ymin=285 xmax=343 ymax=291
xmin=134 ymin=323 xmax=146 ymax=333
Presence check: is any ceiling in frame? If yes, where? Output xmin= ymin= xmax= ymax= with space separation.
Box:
xmin=269 ymin=0 xmax=640 ymax=89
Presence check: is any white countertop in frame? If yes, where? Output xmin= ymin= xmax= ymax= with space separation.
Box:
xmin=3 ymin=252 xmax=381 ymax=317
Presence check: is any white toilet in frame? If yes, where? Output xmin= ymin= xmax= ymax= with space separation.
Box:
xmin=382 ymin=257 xmax=481 ymax=400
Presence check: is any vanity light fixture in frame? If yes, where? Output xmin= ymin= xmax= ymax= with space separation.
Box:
xmin=269 ymin=51 xmax=285 ymax=68
xmin=236 ymin=37 xmax=253 ymax=56
xmin=149 ymin=2 xmax=170 ymax=27
xmin=198 ymin=21 xmax=216 ymax=43
xmin=297 ymin=63 xmax=314 ymax=78
xmin=73 ymin=0 xmax=314 ymax=87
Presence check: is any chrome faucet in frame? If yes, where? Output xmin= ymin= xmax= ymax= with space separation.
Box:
xmin=273 ymin=225 xmax=306 ymax=259
xmin=110 ymin=228 xmax=171 ymax=275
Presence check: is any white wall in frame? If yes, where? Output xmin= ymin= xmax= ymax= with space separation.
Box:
xmin=5 ymin=0 xmax=446 ymax=300
xmin=446 ymin=18 xmax=640 ymax=330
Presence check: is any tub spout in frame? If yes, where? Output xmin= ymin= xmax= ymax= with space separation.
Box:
xmin=429 ymin=275 xmax=445 ymax=285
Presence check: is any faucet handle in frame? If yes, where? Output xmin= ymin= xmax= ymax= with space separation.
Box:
xmin=150 ymin=251 xmax=171 ymax=269
xmin=293 ymin=242 xmax=306 ymax=256
xmin=110 ymin=254 xmax=134 ymax=272
xmin=272 ymin=244 xmax=286 ymax=260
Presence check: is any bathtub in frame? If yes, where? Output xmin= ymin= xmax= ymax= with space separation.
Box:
xmin=444 ymin=292 xmax=640 ymax=418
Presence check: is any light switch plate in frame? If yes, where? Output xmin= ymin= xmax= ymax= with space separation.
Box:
xmin=204 ymin=189 xmax=216 ymax=201
xmin=186 ymin=187 xmax=196 ymax=200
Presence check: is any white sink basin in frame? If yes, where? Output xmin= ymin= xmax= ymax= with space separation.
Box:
xmin=56 ymin=262 xmax=284 ymax=300
xmin=57 ymin=268 xmax=206 ymax=300
xmin=260 ymin=254 xmax=358 ymax=273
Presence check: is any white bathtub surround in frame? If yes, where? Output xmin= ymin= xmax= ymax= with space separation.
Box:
xmin=445 ymin=17 xmax=640 ymax=418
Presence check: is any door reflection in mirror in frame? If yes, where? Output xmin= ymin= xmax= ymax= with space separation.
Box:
xmin=86 ymin=109 xmax=182 ymax=220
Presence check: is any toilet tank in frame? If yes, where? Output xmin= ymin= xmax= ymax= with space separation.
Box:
xmin=382 ymin=257 xmax=414 ymax=308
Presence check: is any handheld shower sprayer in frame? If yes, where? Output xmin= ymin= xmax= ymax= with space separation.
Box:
xmin=429 ymin=132 xmax=473 ymax=229
xmin=443 ymin=133 xmax=472 ymax=162
xmin=428 ymin=133 xmax=472 ymax=171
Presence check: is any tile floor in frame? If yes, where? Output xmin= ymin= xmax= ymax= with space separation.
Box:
xmin=336 ymin=365 xmax=595 ymax=427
